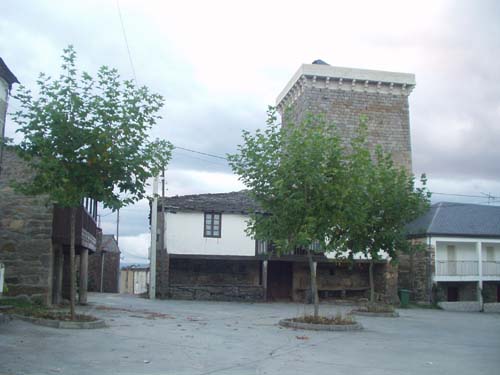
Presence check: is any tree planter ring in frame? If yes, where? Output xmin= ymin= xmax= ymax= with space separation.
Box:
xmin=279 ymin=318 xmax=363 ymax=331
xmin=351 ymin=310 xmax=399 ymax=318
xmin=12 ymin=314 xmax=106 ymax=329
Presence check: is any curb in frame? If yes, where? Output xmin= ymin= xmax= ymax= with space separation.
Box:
xmin=351 ymin=310 xmax=399 ymax=318
xmin=12 ymin=314 xmax=106 ymax=329
xmin=279 ymin=318 xmax=363 ymax=331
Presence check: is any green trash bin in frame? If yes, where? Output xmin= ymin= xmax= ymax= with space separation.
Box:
xmin=399 ymin=289 xmax=410 ymax=308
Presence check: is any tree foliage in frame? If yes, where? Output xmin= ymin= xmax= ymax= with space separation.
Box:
xmin=11 ymin=46 xmax=172 ymax=318
xmin=229 ymin=108 xmax=431 ymax=309
xmin=333 ymin=124 xmax=431 ymax=263
xmin=228 ymin=107 xmax=345 ymax=253
xmin=12 ymin=45 xmax=172 ymax=210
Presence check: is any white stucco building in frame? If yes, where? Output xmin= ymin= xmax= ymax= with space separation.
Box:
xmin=405 ymin=202 xmax=500 ymax=308
xmin=152 ymin=191 xmax=397 ymax=303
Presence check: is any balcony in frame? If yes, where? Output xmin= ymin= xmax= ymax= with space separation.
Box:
xmin=435 ymin=261 xmax=500 ymax=279
xmin=52 ymin=199 xmax=98 ymax=252
xmin=483 ymin=261 xmax=500 ymax=276
xmin=436 ymin=261 xmax=478 ymax=276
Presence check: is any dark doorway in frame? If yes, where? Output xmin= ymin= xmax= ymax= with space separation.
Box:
xmin=267 ymin=261 xmax=293 ymax=301
xmin=447 ymin=286 xmax=459 ymax=302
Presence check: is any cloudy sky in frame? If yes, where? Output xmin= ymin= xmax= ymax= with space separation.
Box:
xmin=2 ymin=0 xmax=499 ymax=263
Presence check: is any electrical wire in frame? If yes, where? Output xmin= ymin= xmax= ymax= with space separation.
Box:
xmin=173 ymin=145 xmax=228 ymax=160
xmin=116 ymin=0 xmax=137 ymax=83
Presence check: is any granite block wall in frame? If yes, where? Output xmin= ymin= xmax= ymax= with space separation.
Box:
xmin=167 ymin=258 xmax=263 ymax=301
xmin=398 ymin=240 xmax=434 ymax=303
xmin=281 ymin=83 xmax=412 ymax=172
xmin=0 ymin=149 xmax=54 ymax=303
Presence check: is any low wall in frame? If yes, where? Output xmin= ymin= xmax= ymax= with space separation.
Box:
xmin=483 ymin=303 xmax=500 ymax=313
xmin=168 ymin=285 xmax=264 ymax=302
xmin=438 ymin=301 xmax=481 ymax=312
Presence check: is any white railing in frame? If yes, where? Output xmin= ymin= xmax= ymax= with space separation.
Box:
xmin=436 ymin=261 xmax=478 ymax=276
xmin=483 ymin=261 xmax=500 ymax=276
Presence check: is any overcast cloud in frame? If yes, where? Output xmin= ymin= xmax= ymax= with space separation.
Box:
xmin=1 ymin=0 xmax=499 ymax=263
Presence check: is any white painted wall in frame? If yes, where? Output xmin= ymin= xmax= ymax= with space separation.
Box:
xmin=165 ymin=211 xmax=255 ymax=256
xmin=0 ymin=78 xmax=8 ymax=102
xmin=435 ymin=241 xmax=500 ymax=261
xmin=482 ymin=243 xmax=500 ymax=261
xmin=435 ymin=241 xmax=477 ymax=261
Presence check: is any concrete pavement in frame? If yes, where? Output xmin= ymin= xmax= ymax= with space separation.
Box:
xmin=1 ymin=293 xmax=499 ymax=375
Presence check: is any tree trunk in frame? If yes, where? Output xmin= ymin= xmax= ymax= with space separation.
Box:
xmin=307 ymin=249 xmax=319 ymax=318
xmin=69 ymin=207 xmax=76 ymax=320
xmin=369 ymin=260 xmax=375 ymax=303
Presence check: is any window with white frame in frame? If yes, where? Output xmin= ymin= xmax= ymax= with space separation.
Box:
xmin=204 ymin=212 xmax=221 ymax=238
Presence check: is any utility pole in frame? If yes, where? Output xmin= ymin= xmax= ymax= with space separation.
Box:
xmin=150 ymin=176 xmax=158 ymax=300
xmin=161 ymin=168 xmax=165 ymax=253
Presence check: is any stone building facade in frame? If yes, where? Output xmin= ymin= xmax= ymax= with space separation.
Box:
xmin=0 ymin=58 xmax=98 ymax=305
xmin=276 ymin=61 xmax=416 ymax=171
xmin=0 ymin=148 xmax=54 ymax=303
xmin=398 ymin=240 xmax=435 ymax=303
xmin=154 ymin=191 xmax=399 ymax=303
xmin=88 ymin=233 xmax=121 ymax=293
xmin=404 ymin=202 xmax=500 ymax=306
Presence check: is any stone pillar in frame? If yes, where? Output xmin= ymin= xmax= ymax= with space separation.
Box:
xmin=79 ymin=249 xmax=89 ymax=305
xmin=52 ymin=245 xmax=64 ymax=305
xmin=262 ymin=260 xmax=268 ymax=301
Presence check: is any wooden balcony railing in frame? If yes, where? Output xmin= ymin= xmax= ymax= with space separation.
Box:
xmin=255 ymin=240 xmax=324 ymax=256
xmin=52 ymin=201 xmax=98 ymax=252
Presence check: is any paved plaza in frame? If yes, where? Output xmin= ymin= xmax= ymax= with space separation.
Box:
xmin=1 ymin=293 xmax=499 ymax=375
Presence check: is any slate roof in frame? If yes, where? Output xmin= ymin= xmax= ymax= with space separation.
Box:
xmin=100 ymin=234 xmax=120 ymax=253
xmin=406 ymin=202 xmax=500 ymax=238
xmin=161 ymin=191 xmax=260 ymax=214
xmin=0 ymin=58 xmax=19 ymax=89
xmin=312 ymin=59 xmax=329 ymax=65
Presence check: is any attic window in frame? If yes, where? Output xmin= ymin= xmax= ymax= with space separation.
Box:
xmin=204 ymin=212 xmax=221 ymax=238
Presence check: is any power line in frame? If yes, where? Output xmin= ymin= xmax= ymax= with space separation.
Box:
xmin=173 ymin=149 xmax=228 ymax=167
xmin=173 ymin=145 xmax=228 ymax=160
xmin=116 ymin=0 xmax=137 ymax=83
xmin=431 ymin=192 xmax=499 ymax=199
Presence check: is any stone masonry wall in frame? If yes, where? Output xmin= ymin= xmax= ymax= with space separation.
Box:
xmin=435 ymin=282 xmax=478 ymax=302
xmin=0 ymin=149 xmax=54 ymax=303
xmin=88 ymin=251 xmax=120 ymax=293
xmin=88 ymin=230 xmax=120 ymax=293
xmin=292 ymin=262 xmax=370 ymax=302
xmin=398 ymin=240 xmax=434 ymax=303
xmin=282 ymin=85 xmax=412 ymax=171
xmin=167 ymin=258 xmax=263 ymax=301
xmin=483 ymin=281 xmax=500 ymax=303
xmin=292 ymin=261 xmax=397 ymax=303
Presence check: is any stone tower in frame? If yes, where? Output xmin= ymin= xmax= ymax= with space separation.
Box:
xmin=276 ymin=60 xmax=416 ymax=172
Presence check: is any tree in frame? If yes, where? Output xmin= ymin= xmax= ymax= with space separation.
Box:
xmin=12 ymin=46 xmax=172 ymax=319
xmin=331 ymin=123 xmax=431 ymax=303
xmin=228 ymin=108 xmax=346 ymax=318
